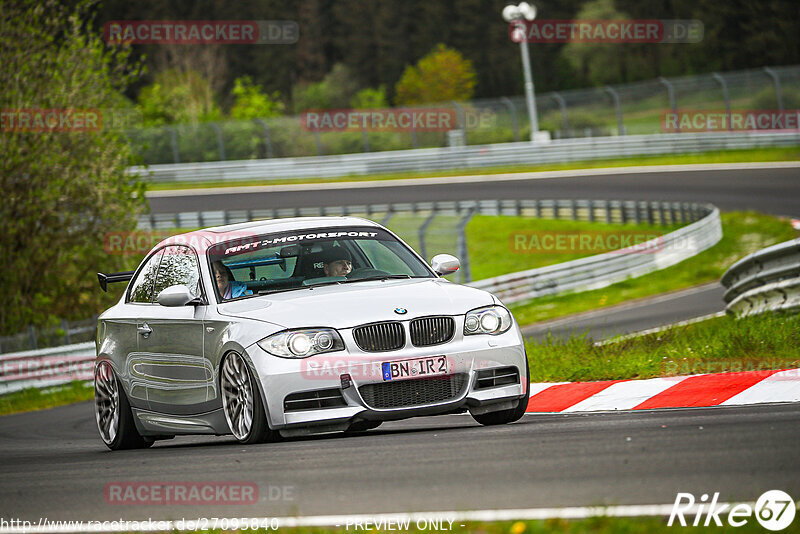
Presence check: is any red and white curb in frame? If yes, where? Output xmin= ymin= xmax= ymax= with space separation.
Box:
xmin=524 ymin=368 xmax=800 ymax=413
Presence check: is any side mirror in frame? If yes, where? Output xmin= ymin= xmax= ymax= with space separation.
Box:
xmin=157 ymin=284 xmax=197 ymax=307
xmin=431 ymin=254 xmax=460 ymax=276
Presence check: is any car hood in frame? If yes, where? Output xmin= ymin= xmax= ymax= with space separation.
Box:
xmin=216 ymin=278 xmax=495 ymax=329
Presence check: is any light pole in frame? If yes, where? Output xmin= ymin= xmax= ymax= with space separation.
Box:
xmin=503 ymin=2 xmax=539 ymax=142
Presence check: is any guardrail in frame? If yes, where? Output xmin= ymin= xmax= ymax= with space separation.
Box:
xmin=129 ymin=131 xmax=800 ymax=184
xmin=471 ymin=203 xmax=721 ymax=303
xmin=0 ymin=342 xmax=95 ymax=395
xmin=2 ymin=198 xmax=721 ymax=392
xmin=721 ymin=238 xmax=800 ymax=317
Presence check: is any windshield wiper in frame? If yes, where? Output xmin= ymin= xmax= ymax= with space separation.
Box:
xmin=341 ymin=274 xmax=415 ymax=284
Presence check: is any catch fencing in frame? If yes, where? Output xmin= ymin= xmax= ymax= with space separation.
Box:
xmin=722 ymin=238 xmax=800 ymax=317
xmin=124 ymin=65 xmax=800 ymax=165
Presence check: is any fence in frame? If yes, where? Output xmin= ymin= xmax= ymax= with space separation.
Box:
xmin=722 ymin=238 xmax=800 ymax=317
xmin=124 ymin=65 xmax=800 ymax=165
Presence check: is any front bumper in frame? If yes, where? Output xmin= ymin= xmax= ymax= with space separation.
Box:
xmin=245 ymin=325 xmax=527 ymax=435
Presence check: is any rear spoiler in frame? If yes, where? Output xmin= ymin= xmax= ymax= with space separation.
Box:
xmin=97 ymin=271 xmax=135 ymax=292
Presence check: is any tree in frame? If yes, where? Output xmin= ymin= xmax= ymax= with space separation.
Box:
xmin=138 ymin=69 xmax=222 ymax=126
xmin=394 ymin=44 xmax=477 ymax=106
xmin=230 ymin=76 xmax=285 ymax=120
xmin=0 ymin=0 xmax=147 ymax=334
xmin=292 ymin=63 xmax=360 ymax=112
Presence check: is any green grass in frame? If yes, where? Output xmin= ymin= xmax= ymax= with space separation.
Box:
xmin=526 ymin=312 xmax=800 ymax=383
xmin=0 ymin=381 xmax=93 ymax=416
xmin=509 ymin=211 xmax=797 ymax=325
xmin=466 ymin=215 xmax=678 ymax=282
xmin=146 ymin=146 xmax=800 ymax=191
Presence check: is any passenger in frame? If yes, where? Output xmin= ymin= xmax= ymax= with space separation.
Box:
xmin=212 ymin=261 xmax=252 ymax=299
xmin=323 ymin=247 xmax=353 ymax=277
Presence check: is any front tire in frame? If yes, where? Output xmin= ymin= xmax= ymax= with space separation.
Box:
xmin=94 ymin=361 xmax=153 ymax=450
xmin=471 ymin=362 xmax=530 ymax=426
xmin=221 ymin=352 xmax=277 ymax=444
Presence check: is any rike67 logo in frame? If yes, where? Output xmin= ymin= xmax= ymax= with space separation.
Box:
xmin=668 ymin=490 xmax=796 ymax=531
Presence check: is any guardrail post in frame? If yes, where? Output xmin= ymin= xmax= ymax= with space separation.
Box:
xmin=209 ymin=122 xmax=226 ymax=161
xmin=380 ymin=207 xmax=394 ymax=226
xmin=763 ymin=67 xmax=784 ymax=112
xmin=254 ymin=119 xmax=274 ymax=158
xmin=712 ymin=73 xmax=733 ymax=131
xmin=458 ymin=207 xmax=476 ymax=283
xmin=500 ymin=97 xmax=520 ymax=142
xmin=551 ymin=92 xmax=569 ymax=136
xmin=313 ymin=131 xmax=323 ymax=156
xmin=658 ymin=202 xmax=666 ymax=226
xmin=620 ymin=202 xmax=628 ymax=224
xmin=680 ymin=203 xmax=688 ymax=224
xmin=571 ymin=199 xmax=578 ymax=221
xmin=451 ymin=101 xmax=467 ymax=145
xmin=603 ymin=86 xmax=626 ymax=136
xmin=534 ymin=199 xmax=541 ymax=219
xmin=361 ymin=127 xmax=370 ymax=153
xmin=604 ymin=200 xmax=612 ymax=224
xmin=28 ymin=325 xmax=37 ymax=351
xmin=167 ymin=126 xmax=180 ymax=163
xmin=418 ymin=210 xmax=438 ymax=262
xmin=659 ymin=77 xmax=679 ymax=133
xmin=646 ymin=202 xmax=654 ymax=225
xmin=61 ymin=320 xmax=71 ymax=345
xmin=588 ymin=200 xmax=595 ymax=222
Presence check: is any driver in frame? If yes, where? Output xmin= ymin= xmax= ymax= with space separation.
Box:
xmin=323 ymin=247 xmax=353 ymax=277
xmin=212 ymin=261 xmax=252 ymax=300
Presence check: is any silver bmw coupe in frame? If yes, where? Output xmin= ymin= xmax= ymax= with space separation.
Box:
xmin=94 ymin=216 xmax=529 ymax=449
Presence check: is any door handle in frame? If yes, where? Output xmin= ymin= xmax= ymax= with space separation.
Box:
xmin=137 ymin=323 xmax=152 ymax=338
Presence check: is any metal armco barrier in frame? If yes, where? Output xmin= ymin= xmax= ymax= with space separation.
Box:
xmin=470 ymin=204 xmax=722 ymax=304
xmin=0 ymin=342 xmax=95 ymax=395
xmin=129 ymin=131 xmax=800 ymax=184
xmin=4 ymin=198 xmax=721 ymax=393
xmin=722 ymin=238 xmax=800 ymax=317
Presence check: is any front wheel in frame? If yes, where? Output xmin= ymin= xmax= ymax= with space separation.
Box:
xmin=471 ymin=363 xmax=530 ymax=426
xmin=221 ymin=352 xmax=278 ymax=444
xmin=94 ymin=361 xmax=153 ymax=450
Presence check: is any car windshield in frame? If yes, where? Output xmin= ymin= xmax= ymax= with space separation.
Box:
xmin=207 ymin=225 xmax=434 ymax=301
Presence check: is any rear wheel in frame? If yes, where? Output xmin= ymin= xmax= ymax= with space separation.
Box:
xmin=94 ymin=361 xmax=152 ymax=450
xmin=221 ymin=352 xmax=277 ymax=444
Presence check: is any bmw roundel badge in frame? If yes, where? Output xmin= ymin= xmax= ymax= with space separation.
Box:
xmin=394 ymin=307 xmax=407 ymax=315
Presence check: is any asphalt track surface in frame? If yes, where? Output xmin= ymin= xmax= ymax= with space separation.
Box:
xmin=1 ymin=402 xmax=799 ymax=521
xmin=147 ymin=165 xmax=800 ymax=216
xmin=521 ymin=283 xmax=726 ymax=341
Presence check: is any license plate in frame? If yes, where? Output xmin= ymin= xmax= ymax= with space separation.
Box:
xmin=382 ymin=356 xmax=448 ymax=381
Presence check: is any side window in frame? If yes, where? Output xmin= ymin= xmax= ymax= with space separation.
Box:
xmin=128 ymin=250 xmax=164 ymax=303
xmin=151 ymin=246 xmax=201 ymax=301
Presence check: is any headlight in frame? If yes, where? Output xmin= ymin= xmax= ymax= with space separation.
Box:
xmin=464 ymin=306 xmax=512 ymax=335
xmin=257 ymin=328 xmax=344 ymax=358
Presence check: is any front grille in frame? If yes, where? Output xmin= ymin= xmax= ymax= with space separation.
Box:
xmin=353 ymin=322 xmax=405 ymax=352
xmin=284 ymin=388 xmax=347 ymax=412
xmin=359 ymin=373 xmax=468 ymax=409
xmin=474 ymin=366 xmax=520 ymax=389
xmin=410 ymin=316 xmax=455 ymax=347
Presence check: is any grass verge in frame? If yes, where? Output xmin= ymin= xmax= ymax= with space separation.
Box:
xmin=509 ymin=211 xmax=797 ymax=325
xmin=526 ymin=312 xmax=800 ymax=383
xmin=0 ymin=381 xmax=93 ymax=416
xmin=146 ymin=146 xmax=800 ymax=191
